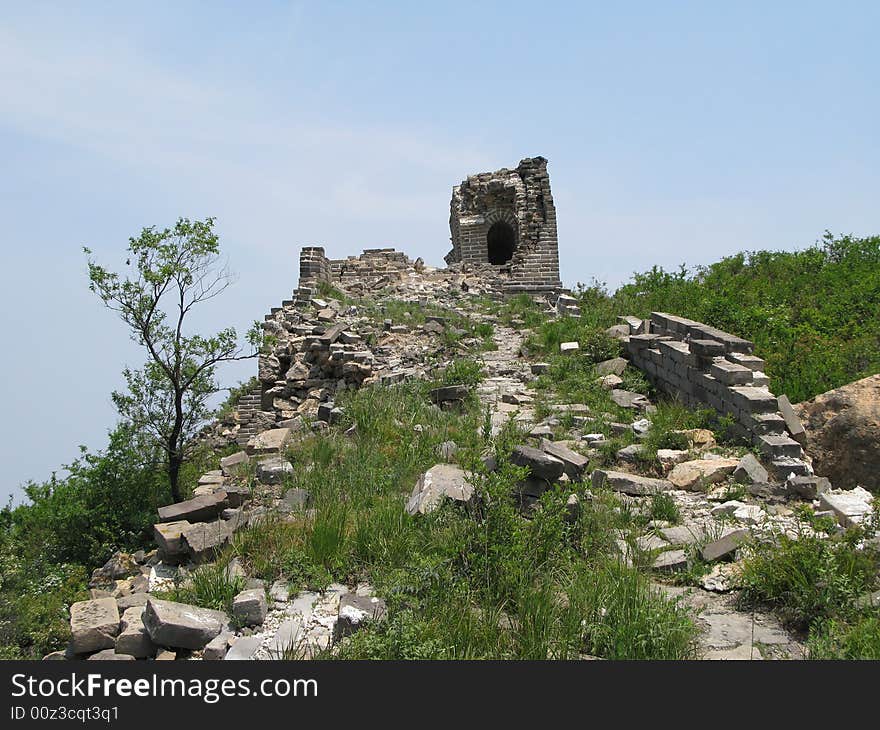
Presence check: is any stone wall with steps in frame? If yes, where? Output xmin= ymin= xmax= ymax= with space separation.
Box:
xmin=620 ymin=311 xmax=810 ymax=477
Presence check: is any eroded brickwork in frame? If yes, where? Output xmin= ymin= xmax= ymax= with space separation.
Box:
xmin=447 ymin=156 xmax=561 ymax=293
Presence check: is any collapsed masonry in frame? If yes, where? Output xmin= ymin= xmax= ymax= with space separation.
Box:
xmin=617 ymin=312 xmax=810 ymax=476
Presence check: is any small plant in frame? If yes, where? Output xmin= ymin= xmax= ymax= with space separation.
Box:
xmin=435 ymin=358 xmax=485 ymax=388
xmin=160 ymin=560 xmax=245 ymax=614
xmin=649 ymin=493 xmax=680 ymax=524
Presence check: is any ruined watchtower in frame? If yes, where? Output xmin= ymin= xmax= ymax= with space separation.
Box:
xmin=446 ymin=156 xmax=561 ymax=293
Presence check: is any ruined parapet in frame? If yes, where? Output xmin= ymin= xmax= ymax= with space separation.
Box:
xmin=328 ymin=248 xmax=414 ymax=284
xmin=620 ymin=312 xmax=809 ymax=476
xmin=447 ymin=157 xmax=562 ymax=294
xmin=299 ymin=247 xmax=331 ymax=286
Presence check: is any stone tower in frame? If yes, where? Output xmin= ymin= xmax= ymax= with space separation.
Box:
xmin=446 ymin=156 xmax=562 ymax=293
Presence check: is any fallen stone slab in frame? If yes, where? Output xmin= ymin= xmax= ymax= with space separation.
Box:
xmin=510 ymin=445 xmax=565 ymax=482
xmin=279 ymin=487 xmax=312 ymax=512
xmin=659 ymin=524 xmax=706 ymax=546
xmin=560 ymin=341 xmax=579 ymax=354
xmin=87 ymin=649 xmax=135 ymax=661
xmin=232 ymin=589 xmax=268 ymax=627
xmin=591 ymin=469 xmax=670 ymax=496
xmin=203 ymin=631 xmax=233 ymax=660
xmin=115 ymin=606 xmax=154 ymax=659
xmin=220 ymin=450 xmax=250 ymax=477
xmin=225 ymin=635 xmax=263 ymax=660
xmin=333 ymin=594 xmax=387 ymax=640
xmin=181 ymin=520 xmax=237 ymax=563
xmin=157 ymin=492 xmax=229 ymax=524
xmin=785 ymin=475 xmax=831 ymax=500
xmin=668 ymin=458 xmax=739 ymax=490
xmin=611 ymin=389 xmax=651 ymax=410
xmin=701 ymin=529 xmax=750 ymax=562
xmin=116 ymin=592 xmax=150 ymax=611
xmin=70 ymin=598 xmax=120 ymax=654
xmin=733 ymin=453 xmax=769 ymax=485
xmin=595 ymin=357 xmax=628 ymax=377
xmin=142 ymin=598 xmax=229 ymax=650
xmin=429 ymin=384 xmax=470 ymax=403
xmin=263 ymin=618 xmax=304 ymax=660
xmin=540 ymin=439 xmax=588 ymax=481
xmin=759 ymin=434 xmax=803 ymax=459
xmin=819 ymin=487 xmax=874 ymax=528
xmin=255 ymin=456 xmax=294 ymax=485
xmin=653 ymin=549 xmax=689 ymax=573
xmin=406 ymin=463 xmax=474 ymax=515
xmin=246 ymin=427 xmax=292 ymax=455
xmin=777 ymin=395 xmax=807 ymax=446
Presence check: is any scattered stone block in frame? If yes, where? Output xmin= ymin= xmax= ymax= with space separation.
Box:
xmin=667 ymin=458 xmax=739 ymax=490
xmin=819 ymin=487 xmax=874 ymax=528
xmin=225 ymin=635 xmax=262 ymax=660
xmin=142 ymin=598 xmax=229 ymax=650
xmin=279 ymin=488 xmax=312 ymax=512
xmin=591 ymin=469 xmax=670 ymax=496
xmin=701 ymin=529 xmax=750 ymax=562
xmin=785 ymin=475 xmax=830 ymax=500
xmin=540 ymin=439 xmax=588 ymax=481
xmin=406 ymin=463 xmax=475 ymax=515
xmin=87 ymin=649 xmax=135 ymax=661
xmin=220 ymin=450 xmax=250 ymax=476
xmin=652 ymin=549 xmax=689 ymax=573
xmin=510 ymin=445 xmax=565 ymax=482
xmin=429 ymin=384 xmax=470 ymax=403
xmin=232 ymin=589 xmax=268 ymax=627
xmin=115 ymin=606 xmax=154 ymax=659
xmin=777 ymin=395 xmax=807 ymax=446
xmin=255 ymin=456 xmax=294 ymax=485
xmin=69 ymin=598 xmax=120 ymax=654
xmin=610 ymin=389 xmax=651 ymax=410
xmin=560 ymin=341 xmax=579 ymax=354
xmin=333 ymin=594 xmax=387 ymax=639
xmin=246 ymin=427 xmax=292 ymax=455
xmin=595 ymin=357 xmax=628 ymax=377
xmin=203 ymin=632 xmax=233 ymax=660
xmin=733 ymin=453 xmax=769 ymax=484
xmin=157 ymin=492 xmax=229 ymax=524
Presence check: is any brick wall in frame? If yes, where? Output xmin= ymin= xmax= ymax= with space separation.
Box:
xmin=622 ymin=312 xmax=807 ymax=470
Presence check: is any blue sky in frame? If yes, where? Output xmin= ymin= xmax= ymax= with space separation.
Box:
xmin=2 ymin=1 xmax=878 ymax=502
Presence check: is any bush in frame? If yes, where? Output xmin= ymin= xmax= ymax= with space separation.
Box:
xmin=738 ymin=529 xmax=879 ymax=630
xmin=808 ymin=614 xmax=880 ymax=659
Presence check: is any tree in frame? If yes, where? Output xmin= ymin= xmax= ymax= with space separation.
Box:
xmin=85 ymin=217 xmax=261 ymax=502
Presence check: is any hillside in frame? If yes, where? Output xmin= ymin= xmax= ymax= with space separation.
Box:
xmin=2 ymin=236 xmax=878 ymax=661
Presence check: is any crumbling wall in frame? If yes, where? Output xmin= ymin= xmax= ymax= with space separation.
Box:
xmin=621 ymin=312 xmax=809 ymax=474
xmin=447 ymin=157 xmax=561 ymax=294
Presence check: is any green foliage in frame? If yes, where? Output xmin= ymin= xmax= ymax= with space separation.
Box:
xmin=158 ymin=560 xmax=245 ymax=615
xmin=808 ymin=613 xmax=880 ymax=659
xmin=6 ymin=423 xmax=169 ymax=567
xmin=609 ymin=232 xmax=880 ymax=402
xmin=738 ymin=528 xmax=879 ymax=630
xmin=649 ymin=493 xmax=681 ymax=524
xmin=433 ymin=358 xmax=485 ymax=388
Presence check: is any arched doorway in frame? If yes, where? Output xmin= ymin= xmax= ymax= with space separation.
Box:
xmin=486 ymin=221 xmax=516 ymax=264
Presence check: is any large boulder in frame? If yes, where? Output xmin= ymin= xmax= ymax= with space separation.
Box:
xmin=69 ymin=598 xmax=120 ymax=654
xmin=406 ymin=464 xmax=474 ymax=515
xmin=142 ymin=598 xmax=229 ymax=650
xmin=794 ymin=374 xmax=880 ymax=490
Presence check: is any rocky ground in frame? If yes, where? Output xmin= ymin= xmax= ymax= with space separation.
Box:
xmin=56 ymin=262 xmax=875 ymax=661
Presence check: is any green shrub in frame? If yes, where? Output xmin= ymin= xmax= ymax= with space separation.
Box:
xmin=738 ymin=530 xmax=879 ymax=630
xmin=808 ymin=614 xmax=880 ymax=659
